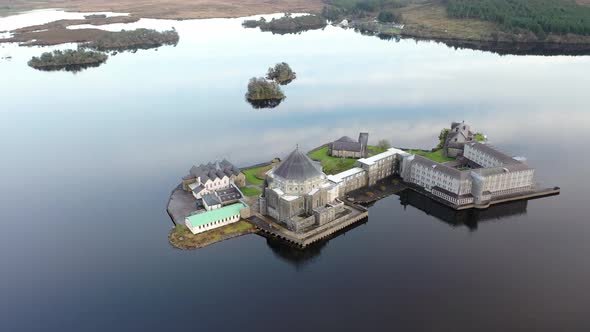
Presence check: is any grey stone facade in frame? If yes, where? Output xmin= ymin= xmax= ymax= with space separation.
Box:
xmin=329 ymin=133 xmax=369 ymax=158
xmin=443 ymin=121 xmax=476 ymax=158
xmin=259 ymin=148 xmax=344 ymax=233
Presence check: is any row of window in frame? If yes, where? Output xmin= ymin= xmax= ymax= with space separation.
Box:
xmin=195 ymin=215 xmax=238 ymax=230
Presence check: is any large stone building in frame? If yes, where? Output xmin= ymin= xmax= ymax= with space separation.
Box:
xmin=329 ymin=133 xmax=369 ymax=158
xmin=327 ymin=147 xmax=409 ymax=197
xmin=259 ymin=148 xmax=344 ymax=233
xmin=182 ymin=159 xmax=246 ymax=198
xmin=401 ymin=142 xmax=535 ymax=208
xmin=443 ymin=121 xmax=476 ymax=157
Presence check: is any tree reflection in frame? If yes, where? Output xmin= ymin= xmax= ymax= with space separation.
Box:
xmin=246 ymin=97 xmax=285 ymax=109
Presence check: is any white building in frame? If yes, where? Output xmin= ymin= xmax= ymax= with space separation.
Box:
xmin=400 ymin=142 xmax=535 ymax=207
xmin=357 ymin=148 xmax=408 ymax=186
xmin=185 ymin=202 xmax=246 ymax=235
xmin=182 ymin=160 xmax=246 ymax=199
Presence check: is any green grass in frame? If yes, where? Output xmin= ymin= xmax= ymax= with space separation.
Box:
xmin=240 ymin=186 xmax=262 ymax=197
xmin=382 ymin=27 xmax=402 ymax=35
xmin=475 ymin=133 xmax=485 ymax=142
xmin=242 ymin=164 xmax=272 ymax=185
xmin=400 ymin=3 xmax=500 ymax=40
xmin=169 ymin=221 xmax=254 ymax=250
xmin=406 ymin=149 xmax=455 ymax=163
xmin=308 ymin=146 xmax=358 ymax=175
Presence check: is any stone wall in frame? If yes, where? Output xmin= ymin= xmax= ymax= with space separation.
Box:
xmin=287 ymin=215 xmax=315 ymax=233
xmin=240 ymin=206 xmax=252 ymax=219
xmin=314 ymin=206 xmax=336 ymax=226
xmin=279 ymin=195 xmax=304 ymax=223
xmin=234 ymin=173 xmax=246 ymax=187
xmin=182 ymin=177 xmax=196 ymax=191
xmin=331 ymin=149 xmax=361 ymax=159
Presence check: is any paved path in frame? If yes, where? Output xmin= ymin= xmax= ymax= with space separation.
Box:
xmin=166 ymin=185 xmax=198 ymax=225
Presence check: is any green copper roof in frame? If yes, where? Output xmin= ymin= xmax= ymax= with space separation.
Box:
xmin=186 ymin=202 xmax=245 ymax=228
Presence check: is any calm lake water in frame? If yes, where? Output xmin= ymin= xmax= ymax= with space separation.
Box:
xmin=1 ymin=10 xmax=590 ymax=332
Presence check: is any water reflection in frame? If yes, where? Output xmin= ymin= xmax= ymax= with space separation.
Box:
xmin=414 ymin=37 xmax=590 ymax=56
xmin=263 ymin=218 xmax=368 ymax=267
xmin=246 ymin=97 xmax=285 ymax=109
xmin=30 ymin=61 xmax=106 ymax=73
xmin=398 ymin=189 xmax=528 ymax=231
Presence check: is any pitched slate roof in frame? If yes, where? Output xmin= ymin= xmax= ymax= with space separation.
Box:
xmin=274 ymin=148 xmax=324 ymax=181
xmin=332 ymin=141 xmax=362 ymax=152
xmin=335 ymin=136 xmax=356 ymax=143
xmin=412 ymin=155 xmax=470 ymax=180
xmin=216 ymin=186 xmax=243 ymax=202
xmin=466 ymin=142 xmax=518 ymax=165
xmin=187 ymin=160 xmax=241 ymax=182
xmin=202 ymin=193 xmax=222 ymax=206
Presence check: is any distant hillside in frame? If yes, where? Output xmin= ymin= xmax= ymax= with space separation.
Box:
xmin=447 ymin=0 xmax=590 ymax=36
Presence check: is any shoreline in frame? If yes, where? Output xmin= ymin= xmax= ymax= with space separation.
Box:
xmin=2 ymin=4 xmax=590 ymax=55
xmin=166 ymin=141 xmax=561 ymax=250
xmin=169 ymin=221 xmax=256 ymax=250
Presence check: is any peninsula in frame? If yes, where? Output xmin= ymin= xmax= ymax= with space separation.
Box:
xmin=3 ymin=0 xmax=590 ymax=54
xmin=242 ymin=13 xmax=327 ymax=34
xmin=167 ymin=122 xmax=560 ymax=250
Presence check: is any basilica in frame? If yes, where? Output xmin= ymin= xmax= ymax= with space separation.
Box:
xmin=258 ymin=148 xmax=344 ymax=233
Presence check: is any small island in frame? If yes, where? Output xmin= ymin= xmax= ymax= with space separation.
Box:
xmin=266 ymin=62 xmax=296 ymax=85
xmin=243 ymin=13 xmax=327 ymax=35
xmin=85 ymin=28 xmax=179 ymax=52
xmin=27 ymin=49 xmax=108 ymax=72
xmin=245 ymin=77 xmax=286 ymax=109
xmin=167 ymin=122 xmax=560 ymax=251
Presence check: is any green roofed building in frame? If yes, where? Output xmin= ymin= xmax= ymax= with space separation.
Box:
xmin=185 ymin=202 xmax=246 ymax=234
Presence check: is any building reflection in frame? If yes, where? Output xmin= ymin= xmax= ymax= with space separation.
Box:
xmin=398 ymin=189 xmax=528 ymax=231
xmin=263 ymin=218 xmax=368 ymax=268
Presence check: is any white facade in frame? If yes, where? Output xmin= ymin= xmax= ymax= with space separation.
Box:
xmin=464 ymin=143 xmax=507 ymax=168
xmin=327 ymin=167 xmax=367 ymax=196
xmin=185 ymin=213 xmax=241 ymax=235
xmin=408 ymin=158 xmax=471 ymax=195
xmin=202 ymin=175 xmax=230 ymax=192
xmin=357 ymin=148 xmax=404 ymax=185
xmin=401 ymin=143 xmax=536 ymax=207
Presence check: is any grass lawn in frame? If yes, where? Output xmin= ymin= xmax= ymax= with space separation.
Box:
xmin=308 ymin=146 xmax=358 ymax=175
xmin=400 ymin=3 xmax=499 ymax=40
xmin=242 ymin=164 xmax=273 ymax=185
xmin=406 ymin=149 xmax=455 ymax=163
xmin=383 ymin=27 xmax=402 ymax=35
xmin=240 ymin=186 xmax=261 ymax=197
xmin=169 ymin=221 xmax=254 ymax=250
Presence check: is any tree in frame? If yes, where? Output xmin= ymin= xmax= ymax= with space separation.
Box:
xmin=377 ymin=139 xmax=391 ymax=150
xmin=436 ymin=128 xmax=451 ymax=150
xmin=245 ymin=77 xmax=285 ymax=101
xmin=266 ymin=62 xmax=296 ymax=85
xmin=378 ymin=11 xmax=402 ymax=23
